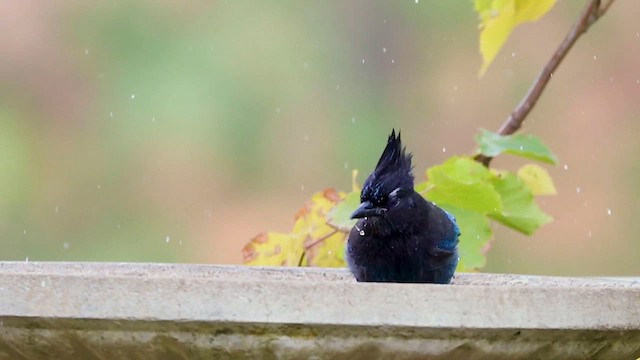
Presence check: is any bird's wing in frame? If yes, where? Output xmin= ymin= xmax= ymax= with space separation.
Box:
xmin=430 ymin=210 xmax=460 ymax=256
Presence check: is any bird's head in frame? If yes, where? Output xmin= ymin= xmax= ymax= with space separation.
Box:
xmin=351 ymin=130 xmax=416 ymax=221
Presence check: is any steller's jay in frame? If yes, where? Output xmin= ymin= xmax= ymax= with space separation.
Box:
xmin=346 ymin=130 xmax=460 ymax=283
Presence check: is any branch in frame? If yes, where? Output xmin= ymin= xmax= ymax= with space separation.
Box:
xmin=475 ymin=0 xmax=615 ymax=167
xmin=297 ymin=229 xmax=339 ymax=267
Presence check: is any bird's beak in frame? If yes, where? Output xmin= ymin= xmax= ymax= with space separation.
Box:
xmin=350 ymin=201 xmax=387 ymax=219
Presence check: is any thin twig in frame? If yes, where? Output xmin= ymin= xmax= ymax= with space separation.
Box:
xmin=475 ymin=0 xmax=615 ymax=167
xmin=297 ymin=229 xmax=340 ymax=267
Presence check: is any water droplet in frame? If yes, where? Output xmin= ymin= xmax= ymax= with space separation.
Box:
xmin=593 ymin=55 xmax=597 ymax=60
xmin=442 ymin=147 xmax=446 ymax=153
xmin=54 ymin=205 xmax=59 ymax=213
xmin=359 ymin=230 xmax=365 ymax=236
xmin=84 ymin=48 xmax=89 ymax=55
xmin=344 ymin=162 xmax=349 ymax=170
xmin=117 ymin=224 xmax=121 ymax=229
xmin=382 ymin=47 xmax=387 ymax=53
xmin=109 ymin=112 xmax=114 ymax=117
xmin=351 ymin=117 xmax=356 ymax=124
xmin=275 ymin=107 xmax=281 ymax=113
xmin=130 ymin=94 xmax=136 ymax=100
xmin=391 ymin=59 xmax=395 ymax=64
xmin=587 ymin=231 xmax=592 ymax=238
xmin=576 ymin=187 xmax=581 ymax=194
xmin=453 ymin=85 xmax=458 ymax=91
xmin=301 ymin=185 xmax=305 ymax=191
xmin=606 ymin=208 xmax=612 ymax=215
xmin=511 ymin=52 xmax=516 ymax=57
xmin=165 ymin=236 xmax=171 ymax=243
xmin=152 ymin=117 xmax=156 ymax=123
xmin=336 ymin=84 xmax=340 ymax=90
xmin=563 ymin=164 xmax=569 ymax=170
xmin=23 ymin=230 xmax=27 ymax=235
xmin=362 ymin=59 xmax=365 ymax=64
xmin=63 ymin=242 xmax=69 ymax=250
xmin=41 ymin=280 xmax=46 ymax=288
xmin=415 ymin=0 xmax=419 ymax=3
xmin=304 ymin=134 xmax=309 ymax=141
xmin=97 ymin=184 xmax=101 ymax=190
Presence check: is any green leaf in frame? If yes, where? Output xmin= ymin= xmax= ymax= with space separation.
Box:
xmin=475 ymin=129 xmax=558 ymax=164
xmin=475 ymin=0 xmax=558 ymax=76
xmin=326 ymin=191 xmax=359 ymax=232
xmin=441 ymin=206 xmax=492 ymax=272
xmin=424 ymin=156 xmax=502 ymax=213
xmin=489 ymin=172 xmax=553 ymax=235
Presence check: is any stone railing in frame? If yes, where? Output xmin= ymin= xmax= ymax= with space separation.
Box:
xmin=0 ymin=262 xmax=638 ymax=359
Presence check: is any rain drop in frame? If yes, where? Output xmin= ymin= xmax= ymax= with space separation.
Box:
xmin=54 ymin=205 xmax=59 ymax=213
xmin=344 ymin=162 xmax=349 ymax=170
xmin=442 ymin=147 xmax=446 ymax=153
xmin=63 ymin=242 xmax=70 ymax=250
xmin=576 ymin=187 xmax=581 ymax=194
xmin=109 ymin=112 xmax=114 ymax=117
xmin=25 ymin=257 xmax=29 ymax=263
xmin=130 ymin=94 xmax=136 ymax=100
xmin=304 ymin=134 xmax=309 ymax=141
xmin=23 ymin=230 xmax=27 ymax=235
xmin=275 ymin=107 xmax=281 ymax=113
xmin=41 ymin=280 xmax=46 ymax=288
xmin=165 ymin=236 xmax=171 ymax=243
xmin=84 ymin=48 xmax=89 ymax=55
xmin=301 ymin=185 xmax=305 ymax=191
xmin=511 ymin=52 xmax=516 ymax=57
xmin=606 ymin=208 xmax=612 ymax=215
xmin=351 ymin=117 xmax=356 ymax=124
xmin=362 ymin=59 xmax=365 ymax=64
xmin=152 ymin=117 xmax=156 ymax=123
xmin=391 ymin=59 xmax=395 ymax=64
xmin=593 ymin=55 xmax=597 ymax=60
xmin=382 ymin=47 xmax=387 ymax=53
xmin=97 ymin=184 xmax=101 ymax=190
xmin=415 ymin=0 xmax=419 ymax=3
xmin=563 ymin=164 xmax=569 ymax=170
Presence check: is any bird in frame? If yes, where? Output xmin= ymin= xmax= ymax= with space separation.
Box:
xmin=345 ymin=130 xmax=460 ymax=284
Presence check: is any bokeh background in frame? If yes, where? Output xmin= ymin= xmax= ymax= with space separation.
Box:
xmin=1 ymin=1 xmax=638 ymax=276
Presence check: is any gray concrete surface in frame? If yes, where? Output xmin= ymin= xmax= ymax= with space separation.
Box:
xmin=0 ymin=262 xmax=638 ymax=359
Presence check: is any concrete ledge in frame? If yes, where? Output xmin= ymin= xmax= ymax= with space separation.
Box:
xmin=0 ymin=262 xmax=639 ymax=359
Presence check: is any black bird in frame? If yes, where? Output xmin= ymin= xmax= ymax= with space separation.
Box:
xmin=346 ymin=130 xmax=460 ymax=284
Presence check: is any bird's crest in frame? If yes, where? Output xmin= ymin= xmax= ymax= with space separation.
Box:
xmin=362 ymin=130 xmax=414 ymax=202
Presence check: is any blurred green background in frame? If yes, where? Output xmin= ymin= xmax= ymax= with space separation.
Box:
xmin=1 ymin=1 xmax=638 ymax=275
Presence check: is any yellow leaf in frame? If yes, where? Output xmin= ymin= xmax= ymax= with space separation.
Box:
xmin=517 ymin=164 xmax=557 ymax=196
xmin=242 ymin=232 xmax=296 ymax=266
xmin=475 ymin=0 xmax=557 ymax=76
xmin=304 ymin=230 xmax=347 ymax=267
xmin=291 ymin=189 xmax=349 ymax=267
